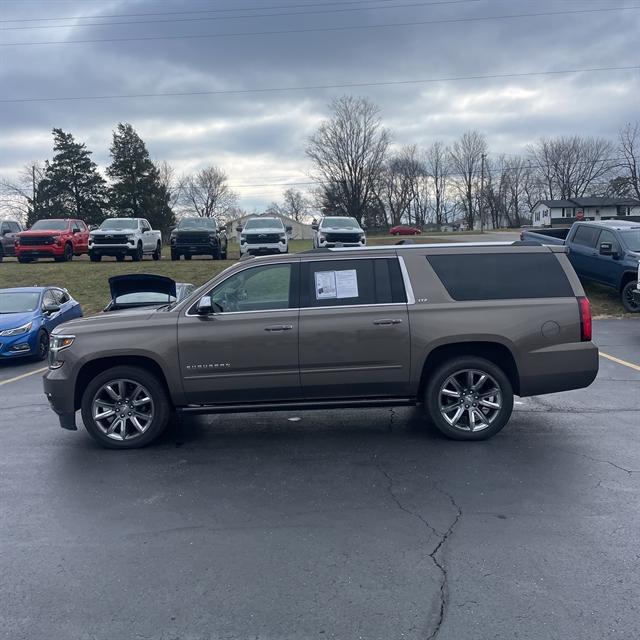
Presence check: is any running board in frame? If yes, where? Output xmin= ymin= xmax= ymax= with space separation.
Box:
xmin=177 ymin=397 xmax=416 ymax=415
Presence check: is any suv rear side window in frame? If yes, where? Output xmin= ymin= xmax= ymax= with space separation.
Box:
xmin=572 ymin=226 xmax=600 ymax=247
xmin=427 ymin=253 xmax=574 ymax=301
xmin=301 ymin=258 xmax=406 ymax=307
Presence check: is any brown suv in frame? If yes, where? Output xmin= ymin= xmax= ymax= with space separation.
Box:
xmin=43 ymin=243 xmax=598 ymax=448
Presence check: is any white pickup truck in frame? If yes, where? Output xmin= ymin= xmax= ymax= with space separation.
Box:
xmin=89 ymin=218 xmax=162 ymax=262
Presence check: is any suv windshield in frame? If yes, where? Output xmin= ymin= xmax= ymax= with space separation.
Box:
xmin=244 ymin=218 xmax=283 ymax=230
xmin=0 ymin=292 xmax=40 ymax=313
xmin=622 ymin=230 xmax=640 ymax=252
xmin=30 ymin=220 xmax=69 ymax=231
xmin=321 ymin=217 xmax=360 ymax=230
xmin=99 ymin=219 xmax=138 ymax=231
xmin=177 ymin=218 xmax=217 ymax=230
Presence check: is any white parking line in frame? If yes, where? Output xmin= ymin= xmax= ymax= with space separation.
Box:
xmin=600 ymin=352 xmax=640 ymax=373
xmin=0 ymin=366 xmax=48 ymax=387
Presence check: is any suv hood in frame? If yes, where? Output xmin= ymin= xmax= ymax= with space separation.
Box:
xmin=321 ymin=225 xmax=363 ymax=233
xmin=18 ymin=229 xmax=67 ymax=236
xmin=109 ymin=274 xmax=176 ymax=300
xmin=244 ymin=227 xmax=284 ymax=234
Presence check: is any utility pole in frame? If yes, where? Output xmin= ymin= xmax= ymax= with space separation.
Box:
xmin=480 ymin=153 xmax=486 ymax=232
xmin=32 ymin=164 xmax=37 ymax=219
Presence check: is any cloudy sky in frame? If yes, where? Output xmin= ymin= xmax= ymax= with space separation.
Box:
xmin=1 ymin=0 xmax=639 ymax=210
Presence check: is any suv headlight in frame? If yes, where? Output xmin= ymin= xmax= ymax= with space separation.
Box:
xmin=48 ymin=334 xmax=75 ymax=369
xmin=279 ymin=233 xmax=286 ymax=241
xmin=240 ymin=234 xmax=246 ymax=244
xmin=0 ymin=321 xmax=32 ymax=337
xmin=126 ymin=234 xmax=135 ymax=242
xmin=89 ymin=233 xmax=95 ymax=241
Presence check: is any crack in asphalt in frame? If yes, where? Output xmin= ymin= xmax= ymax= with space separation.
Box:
xmin=375 ymin=460 xmax=462 ymax=640
xmin=553 ymin=448 xmax=636 ymax=475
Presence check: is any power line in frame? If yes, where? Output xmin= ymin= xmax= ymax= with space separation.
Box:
xmin=3 ymin=5 xmax=639 ymax=46
xmin=1 ymin=65 xmax=638 ymax=104
xmin=0 ymin=0 xmax=482 ymax=26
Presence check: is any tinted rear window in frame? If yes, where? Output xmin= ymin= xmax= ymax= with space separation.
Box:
xmin=572 ymin=226 xmax=600 ymax=247
xmin=427 ymin=253 xmax=574 ymax=300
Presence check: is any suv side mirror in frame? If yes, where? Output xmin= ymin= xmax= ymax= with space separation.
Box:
xmin=311 ymin=223 xmax=319 ymax=231
xmin=285 ymin=225 xmax=293 ymax=233
xmin=72 ymin=228 xmax=80 ymax=234
xmin=196 ymin=295 xmax=213 ymax=315
xmin=236 ymin=226 xmax=243 ymax=233
xmin=219 ymin=225 xmax=226 ymax=232
xmin=42 ymin=302 xmax=61 ymax=314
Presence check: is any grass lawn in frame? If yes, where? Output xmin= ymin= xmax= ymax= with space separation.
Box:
xmin=1 ymin=235 xmax=634 ymax=318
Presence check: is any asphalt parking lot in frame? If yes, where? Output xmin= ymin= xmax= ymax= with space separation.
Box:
xmin=1 ymin=319 xmax=639 ymax=640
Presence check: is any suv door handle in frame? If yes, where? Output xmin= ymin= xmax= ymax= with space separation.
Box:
xmin=373 ymin=318 xmax=403 ymax=326
xmin=264 ymin=324 xmax=293 ymax=332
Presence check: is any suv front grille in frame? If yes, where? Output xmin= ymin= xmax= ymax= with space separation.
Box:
xmin=246 ymin=233 xmax=280 ymax=244
xmin=20 ymin=236 xmax=54 ymax=246
xmin=94 ymin=234 xmax=128 ymax=244
xmin=176 ymin=232 xmax=211 ymax=244
xmin=325 ymin=232 xmax=361 ymax=243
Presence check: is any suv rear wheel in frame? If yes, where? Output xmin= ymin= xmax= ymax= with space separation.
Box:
xmin=425 ymin=356 xmax=514 ymax=440
xmin=621 ymin=280 xmax=640 ymax=313
xmin=80 ymin=366 xmax=171 ymax=449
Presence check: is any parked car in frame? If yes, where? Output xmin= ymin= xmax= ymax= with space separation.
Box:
xmin=390 ymin=225 xmax=421 ymax=236
xmin=43 ymin=242 xmax=598 ymax=448
xmin=170 ymin=217 xmax=228 ymax=261
xmin=312 ymin=216 xmax=366 ymax=248
xmin=521 ymin=220 xmax=640 ymax=312
xmin=237 ymin=217 xmax=290 ymax=256
xmin=89 ymin=218 xmax=162 ymax=262
xmin=0 ymin=287 xmax=82 ymax=360
xmin=0 ymin=219 xmax=23 ymax=261
xmin=15 ymin=218 xmax=89 ymax=263
xmin=104 ymin=274 xmax=195 ymax=312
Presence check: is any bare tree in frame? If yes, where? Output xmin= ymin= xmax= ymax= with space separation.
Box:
xmin=449 ymin=131 xmax=487 ymax=229
xmin=0 ymin=162 xmax=48 ymax=224
xmin=425 ymin=141 xmax=451 ymax=229
xmin=306 ymin=96 xmax=390 ymax=224
xmin=527 ymin=135 xmax=616 ymax=200
xmin=280 ymin=188 xmax=310 ymax=222
xmin=617 ymin=122 xmax=640 ymax=200
xmin=379 ymin=146 xmax=422 ymax=226
xmin=157 ymin=161 xmax=181 ymax=211
xmin=179 ymin=166 xmax=238 ymax=220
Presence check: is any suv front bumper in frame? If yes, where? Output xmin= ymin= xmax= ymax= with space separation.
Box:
xmin=43 ymin=366 xmax=78 ymax=430
xmin=240 ymin=242 xmax=287 ymax=255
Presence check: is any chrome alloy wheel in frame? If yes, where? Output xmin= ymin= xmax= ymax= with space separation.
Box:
xmin=438 ymin=369 xmax=502 ymax=433
xmin=91 ymin=379 xmax=155 ymax=442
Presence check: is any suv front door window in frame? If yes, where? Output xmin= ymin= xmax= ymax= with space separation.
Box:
xmin=178 ymin=262 xmax=301 ymax=404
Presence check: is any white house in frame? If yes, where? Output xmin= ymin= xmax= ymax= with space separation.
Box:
xmin=531 ymin=197 xmax=640 ymax=227
xmin=226 ymin=213 xmax=314 ymax=242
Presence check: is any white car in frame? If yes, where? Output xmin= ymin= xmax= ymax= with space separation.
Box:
xmin=312 ymin=216 xmax=366 ymax=249
xmin=89 ymin=218 xmax=162 ymax=262
xmin=237 ymin=217 xmax=290 ymax=256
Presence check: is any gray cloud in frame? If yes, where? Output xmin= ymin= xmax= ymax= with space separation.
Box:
xmin=1 ymin=0 xmax=639 ymax=209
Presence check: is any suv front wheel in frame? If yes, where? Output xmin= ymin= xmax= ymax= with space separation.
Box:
xmin=425 ymin=356 xmax=514 ymax=440
xmin=80 ymin=366 xmax=170 ymax=449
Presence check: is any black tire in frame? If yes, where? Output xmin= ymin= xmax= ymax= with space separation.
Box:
xmin=212 ymin=244 xmax=221 ymax=260
xmin=62 ymin=243 xmax=73 ymax=262
xmin=621 ymin=280 xmax=640 ymax=313
xmin=152 ymin=243 xmax=161 ymax=260
xmin=221 ymin=246 xmax=228 ymax=260
xmin=35 ymin=329 xmax=49 ymax=361
xmin=131 ymin=243 xmax=143 ymax=262
xmin=0 ymin=247 xmax=4 ymax=262
xmin=171 ymin=250 xmax=179 ymax=261
xmin=116 ymin=254 xmax=125 ymax=262
xmin=89 ymin=252 xmax=102 ymax=262
xmin=425 ymin=356 xmax=514 ymax=441
xmin=80 ymin=365 xmax=171 ymax=449
xmin=17 ymin=256 xmax=32 ymax=263
xmin=184 ymin=254 xmax=192 ymax=260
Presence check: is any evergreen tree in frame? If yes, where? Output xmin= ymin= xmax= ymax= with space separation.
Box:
xmin=29 ymin=128 xmax=108 ymax=225
xmin=107 ymin=123 xmax=176 ymax=237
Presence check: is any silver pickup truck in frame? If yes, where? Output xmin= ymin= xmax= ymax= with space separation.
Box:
xmin=89 ymin=218 xmax=162 ymax=262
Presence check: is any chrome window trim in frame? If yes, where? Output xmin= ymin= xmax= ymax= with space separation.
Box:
xmin=397 ymin=256 xmax=415 ymax=305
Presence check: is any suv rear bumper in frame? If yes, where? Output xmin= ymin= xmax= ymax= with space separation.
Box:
xmin=518 ymin=341 xmax=599 ymax=397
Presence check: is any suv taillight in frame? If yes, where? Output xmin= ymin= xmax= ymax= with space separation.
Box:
xmin=578 ymin=296 xmax=592 ymax=342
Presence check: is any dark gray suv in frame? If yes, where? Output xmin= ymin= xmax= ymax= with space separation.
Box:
xmin=44 ymin=243 xmax=598 ymax=448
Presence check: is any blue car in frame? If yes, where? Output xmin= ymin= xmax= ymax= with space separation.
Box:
xmin=0 ymin=287 xmax=83 ymax=361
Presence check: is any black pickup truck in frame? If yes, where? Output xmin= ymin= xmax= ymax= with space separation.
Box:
xmin=169 ymin=217 xmax=228 ymax=260
xmin=522 ymin=220 xmax=640 ymax=312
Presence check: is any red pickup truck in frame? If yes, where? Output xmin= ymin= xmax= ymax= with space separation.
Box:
xmin=15 ymin=218 xmax=90 ymax=263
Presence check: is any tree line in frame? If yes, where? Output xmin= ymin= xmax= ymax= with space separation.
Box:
xmin=306 ymin=97 xmax=640 ymax=229
xmin=2 ymin=100 xmax=639 ymax=233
